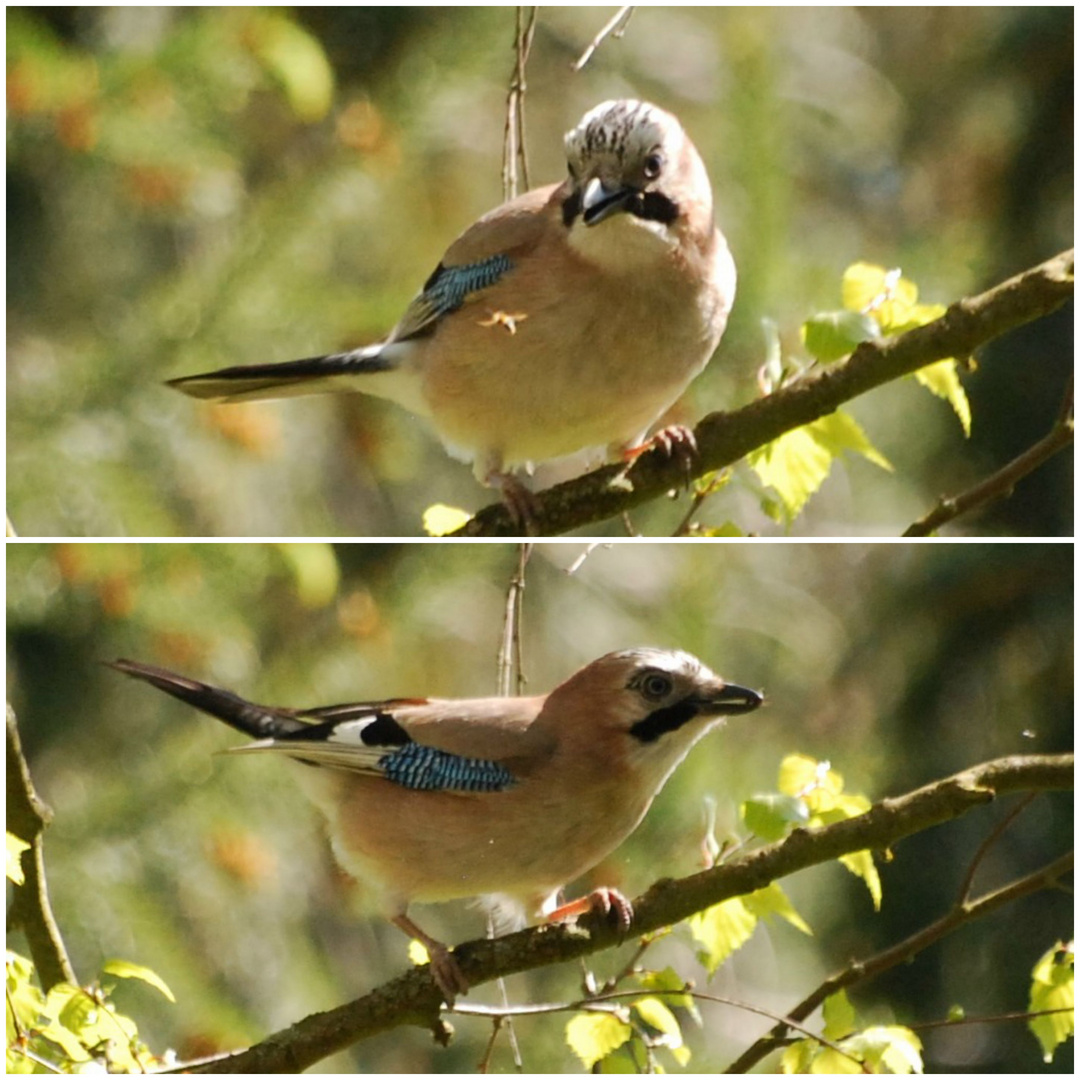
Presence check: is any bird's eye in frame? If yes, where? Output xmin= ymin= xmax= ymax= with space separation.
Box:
xmin=643 ymin=152 xmax=663 ymax=180
xmin=638 ymin=670 xmax=674 ymax=701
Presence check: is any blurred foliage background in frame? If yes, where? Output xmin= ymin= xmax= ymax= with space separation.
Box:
xmin=6 ymin=6 xmax=1074 ymax=537
xmin=7 ymin=541 xmax=1073 ymax=1071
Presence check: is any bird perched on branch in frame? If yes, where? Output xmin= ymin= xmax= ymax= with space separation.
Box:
xmin=167 ymin=100 xmax=736 ymax=526
xmin=109 ymin=648 xmax=761 ymax=1001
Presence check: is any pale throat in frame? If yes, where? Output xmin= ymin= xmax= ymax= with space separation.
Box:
xmin=566 ymin=212 xmax=678 ymax=272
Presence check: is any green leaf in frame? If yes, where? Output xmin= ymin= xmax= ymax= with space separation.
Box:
xmin=839 ymin=850 xmax=882 ymax=911
xmin=6 ymin=832 xmax=30 ymax=885
xmin=841 ymin=1025 xmax=924 ymax=1074
xmin=841 ymin=263 xmax=920 ymax=333
xmin=777 ymin=754 xmax=845 ymax=810
xmin=275 ymin=543 xmax=340 ymax=608
xmin=743 ymin=882 xmax=813 ymax=936
xmin=249 ymin=12 xmax=335 ymax=122
xmin=802 ymin=310 xmax=881 ymax=363
xmin=101 ymin=958 xmax=176 ymax=1002
xmin=566 ymin=1012 xmax=633 ymax=1069
xmin=636 ymin=966 xmax=700 ymax=1023
xmin=748 ymin=411 xmax=890 ymax=522
xmin=634 ymin=997 xmax=683 ymax=1044
xmin=742 ymin=792 xmax=810 ymax=840
xmin=1029 ymin=942 xmax=1074 ymax=1062
xmin=423 ymin=503 xmax=472 ymax=536
xmin=693 ymin=521 xmax=746 ymax=537
xmin=748 ymin=425 xmax=833 ymax=521
xmin=807 ymin=411 xmax=893 ymax=473
xmin=822 ymin=989 xmax=857 ymax=1040
xmin=914 ymin=359 xmax=971 ymax=435
xmin=688 ymin=896 xmax=758 ymax=975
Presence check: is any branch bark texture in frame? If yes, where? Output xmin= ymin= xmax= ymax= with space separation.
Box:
xmin=454 ymin=248 xmax=1074 ymax=536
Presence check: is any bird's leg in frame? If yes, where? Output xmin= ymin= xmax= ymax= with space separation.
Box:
xmin=392 ymin=913 xmax=470 ymax=1003
xmin=484 ymin=469 xmax=541 ymax=535
xmin=546 ymin=887 xmax=634 ymax=934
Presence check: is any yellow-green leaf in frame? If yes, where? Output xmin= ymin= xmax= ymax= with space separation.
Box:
xmin=634 ymin=996 xmax=683 ymax=1047
xmin=636 ymin=967 xmax=699 ymax=1021
xmin=688 ymin=896 xmax=758 ymax=975
xmin=841 ymin=263 xmax=919 ymax=332
xmin=748 ymin=412 xmax=890 ymax=522
xmin=1029 ymin=942 xmax=1074 ymax=1062
xmin=101 ymin=958 xmax=176 ymax=1003
xmin=822 ymin=989 xmax=857 ymax=1040
xmin=842 ymin=1025 xmax=924 ymax=1074
xmin=839 ymin=850 xmax=882 ymax=911
xmin=742 ymin=792 xmax=810 ymax=841
xmin=276 ymin=543 xmax=340 ymax=608
xmin=748 ymin=426 xmax=833 ymax=520
xmin=249 ymin=12 xmax=334 ymax=122
xmin=802 ymin=310 xmax=881 ymax=363
xmin=423 ymin=503 xmax=472 ymax=536
xmin=778 ymin=754 xmax=845 ymax=810
xmin=914 ymin=359 xmax=971 ymax=435
xmin=808 ymin=411 xmax=893 ymax=473
xmin=566 ymin=1012 xmax=633 ymax=1069
xmin=743 ymin=881 xmax=813 ymax=936
xmin=408 ymin=939 xmax=430 ymax=967
xmin=6 ymin=832 xmax=30 ymax=885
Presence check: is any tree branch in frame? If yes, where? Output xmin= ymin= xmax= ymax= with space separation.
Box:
xmin=903 ymin=375 xmax=1074 ymax=535
xmin=453 ymin=248 xmax=1074 ymax=536
xmin=6 ymin=704 xmax=78 ymax=991
xmin=181 ymin=753 xmax=1072 ymax=1073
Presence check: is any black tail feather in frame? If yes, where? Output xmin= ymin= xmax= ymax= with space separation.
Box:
xmin=107 ymin=659 xmax=307 ymax=740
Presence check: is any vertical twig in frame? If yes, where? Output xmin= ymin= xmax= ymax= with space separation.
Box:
xmin=502 ymin=7 xmax=538 ymax=201
xmin=497 ymin=544 xmax=533 ymax=697
xmin=490 ymin=542 xmax=533 ymax=1070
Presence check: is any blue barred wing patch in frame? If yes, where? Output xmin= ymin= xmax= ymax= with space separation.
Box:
xmin=380 ymin=742 xmax=517 ymax=793
xmin=395 ymin=254 xmax=514 ymax=341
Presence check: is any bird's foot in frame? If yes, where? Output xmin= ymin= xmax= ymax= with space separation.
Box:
xmin=623 ymin=424 xmax=699 ymax=480
xmin=486 ymin=471 xmax=541 ymax=535
xmin=547 ymin=887 xmax=634 ymax=934
xmin=392 ymin=914 xmax=469 ymax=1004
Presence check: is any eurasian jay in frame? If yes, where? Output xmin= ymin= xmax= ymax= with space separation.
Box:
xmin=109 ymin=648 xmax=761 ymax=1002
xmin=167 ymin=100 xmax=736 ymax=521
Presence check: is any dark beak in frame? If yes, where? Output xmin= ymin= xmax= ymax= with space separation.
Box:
xmin=701 ymin=682 xmax=763 ymax=717
xmin=581 ymin=177 xmax=635 ymax=226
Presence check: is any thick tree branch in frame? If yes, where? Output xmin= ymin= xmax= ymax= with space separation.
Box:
xmin=454 ymin=248 xmax=1074 ymax=536
xmin=6 ymin=704 xmax=78 ymax=991
xmin=184 ymin=753 xmax=1072 ymax=1073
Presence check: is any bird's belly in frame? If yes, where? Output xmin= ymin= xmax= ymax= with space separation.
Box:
xmin=305 ymin=770 xmax=648 ymax=910
xmin=421 ymin=290 xmax=720 ymax=468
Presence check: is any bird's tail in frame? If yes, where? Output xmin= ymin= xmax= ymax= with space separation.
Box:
xmin=166 ymin=346 xmax=395 ymax=403
xmin=107 ymin=659 xmax=306 ymax=740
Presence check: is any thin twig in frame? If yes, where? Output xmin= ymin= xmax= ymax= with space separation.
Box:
xmin=572 ymin=6 xmax=634 ymax=71
xmin=904 ymin=375 xmax=1074 ymax=536
xmin=496 ymin=544 xmax=532 ymax=696
xmin=502 ymin=7 xmax=538 ymax=201
xmin=907 ymin=1006 xmax=1075 ymax=1033
xmin=956 ymin=792 xmax=1036 ymax=903
xmin=456 ymin=986 xmax=867 ymax=1070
